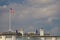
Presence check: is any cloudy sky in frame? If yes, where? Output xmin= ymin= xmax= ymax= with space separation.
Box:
xmin=0 ymin=0 xmax=60 ymax=36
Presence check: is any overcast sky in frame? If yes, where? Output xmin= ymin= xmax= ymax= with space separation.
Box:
xmin=0 ymin=0 xmax=60 ymax=36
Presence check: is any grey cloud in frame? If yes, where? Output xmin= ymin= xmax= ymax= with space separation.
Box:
xmin=0 ymin=0 xmax=60 ymax=35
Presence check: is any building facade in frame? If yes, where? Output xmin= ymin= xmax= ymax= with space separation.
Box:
xmin=0 ymin=28 xmax=60 ymax=40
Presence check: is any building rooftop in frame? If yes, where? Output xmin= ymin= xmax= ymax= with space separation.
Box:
xmin=0 ymin=31 xmax=22 ymax=36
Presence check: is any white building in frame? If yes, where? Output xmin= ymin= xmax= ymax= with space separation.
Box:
xmin=0 ymin=28 xmax=60 ymax=40
xmin=39 ymin=28 xmax=60 ymax=40
xmin=0 ymin=32 xmax=16 ymax=40
xmin=18 ymin=28 xmax=24 ymax=36
xmin=40 ymin=28 xmax=45 ymax=36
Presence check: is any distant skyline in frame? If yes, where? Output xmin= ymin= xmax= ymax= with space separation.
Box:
xmin=0 ymin=0 xmax=60 ymax=36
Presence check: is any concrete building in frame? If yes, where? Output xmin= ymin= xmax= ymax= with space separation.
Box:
xmin=0 ymin=28 xmax=60 ymax=40
xmin=39 ymin=36 xmax=60 ymax=40
xmin=39 ymin=28 xmax=60 ymax=40
xmin=0 ymin=32 xmax=16 ymax=40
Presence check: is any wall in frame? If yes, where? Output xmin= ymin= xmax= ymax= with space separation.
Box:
xmin=45 ymin=37 xmax=52 ymax=40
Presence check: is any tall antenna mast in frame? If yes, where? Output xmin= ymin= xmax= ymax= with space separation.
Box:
xmin=9 ymin=8 xmax=14 ymax=32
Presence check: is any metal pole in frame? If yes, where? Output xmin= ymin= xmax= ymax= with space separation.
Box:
xmin=9 ymin=11 xmax=12 ymax=31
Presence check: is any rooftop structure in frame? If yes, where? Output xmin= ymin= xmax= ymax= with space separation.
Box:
xmin=0 ymin=28 xmax=60 ymax=40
